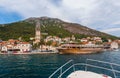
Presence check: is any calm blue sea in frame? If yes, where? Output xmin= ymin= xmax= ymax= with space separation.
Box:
xmin=0 ymin=51 xmax=120 ymax=78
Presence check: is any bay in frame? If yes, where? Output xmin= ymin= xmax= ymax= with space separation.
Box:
xmin=0 ymin=51 xmax=120 ymax=78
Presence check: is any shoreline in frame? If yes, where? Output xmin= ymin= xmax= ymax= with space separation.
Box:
xmin=0 ymin=49 xmax=117 ymax=55
xmin=0 ymin=52 xmax=58 ymax=55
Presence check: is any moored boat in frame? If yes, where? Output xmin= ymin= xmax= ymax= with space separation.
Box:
xmin=57 ymin=43 xmax=104 ymax=54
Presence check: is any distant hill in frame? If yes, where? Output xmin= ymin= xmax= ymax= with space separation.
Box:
xmin=0 ymin=17 xmax=118 ymax=41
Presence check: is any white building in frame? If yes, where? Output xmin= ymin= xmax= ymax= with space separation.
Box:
xmin=81 ymin=38 xmax=88 ymax=42
xmin=0 ymin=40 xmax=32 ymax=53
xmin=17 ymin=42 xmax=32 ymax=52
xmin=1 ymin=46 xmax=7 ymax=52
xmin=110 ymin=42 xmax=119 ymax=49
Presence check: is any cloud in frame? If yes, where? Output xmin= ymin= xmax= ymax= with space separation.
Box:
xmin=0 ymin=0 xmax=103 ymax=23
xmin=102 ymin=28 xmax=120 ymax=33
xmin=0 ymin=0 xmax=52 ymax=17
xmin=0 ymin=0 xmax=120 ymax=36
xmin=112 ymin=21 xmax=120 ymax=25
xmin=0 ymin=7 xmax=23 ymax=24
xmin=101 ymin=28 xmax=120 ymax=37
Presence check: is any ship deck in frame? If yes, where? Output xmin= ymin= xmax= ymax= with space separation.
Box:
xmin=67 ymin=71 xmax=112 ymax=78
xmin=49 ymin=59 xmax=120 ymax=78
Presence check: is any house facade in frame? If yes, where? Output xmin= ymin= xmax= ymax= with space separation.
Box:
xmin=0 ymin=39 xmax=32 ymax=53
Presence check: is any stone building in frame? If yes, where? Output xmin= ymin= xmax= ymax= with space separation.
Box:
xmin=34 ymin=20 xmax=41 ymax=44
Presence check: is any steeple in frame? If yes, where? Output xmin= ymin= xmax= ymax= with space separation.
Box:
xmin=34 ymin=20 xmax=41 ymax=44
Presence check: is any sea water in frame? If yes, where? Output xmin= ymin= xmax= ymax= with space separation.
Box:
xmin=0 ymin=50 xmax=120 ymax=78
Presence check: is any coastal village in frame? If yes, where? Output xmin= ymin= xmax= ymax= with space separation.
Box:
xmin=1 ymin=1 xmax=120 ymax=78
xmin=0 ymin=21 xmax=120 ymax=54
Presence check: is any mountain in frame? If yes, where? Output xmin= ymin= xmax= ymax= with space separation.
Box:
xmin=0 ymin=17 xmax=118 ymax=41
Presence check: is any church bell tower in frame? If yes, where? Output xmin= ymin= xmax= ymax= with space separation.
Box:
xmin=34 ymin=20 xmax=41 ymax=44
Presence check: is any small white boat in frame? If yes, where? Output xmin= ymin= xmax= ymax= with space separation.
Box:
xmin=114 ymin=49 xmax=119 ymax=51
xmin=49 ymin=59 xmax=120 ymax=78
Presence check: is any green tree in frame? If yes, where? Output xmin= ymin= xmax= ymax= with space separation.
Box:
xmin=46 ymin=41 xmax=52 ymax=46
xmin=102 ymin=37 xmax=108 ymax=42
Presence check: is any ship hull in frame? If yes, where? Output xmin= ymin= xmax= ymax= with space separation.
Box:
xmin=58 ymin=48 xmax=103 ymax=54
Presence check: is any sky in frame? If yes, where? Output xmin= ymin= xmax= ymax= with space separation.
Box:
xmin=0 ymin=0 xmax=120 ymax=37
